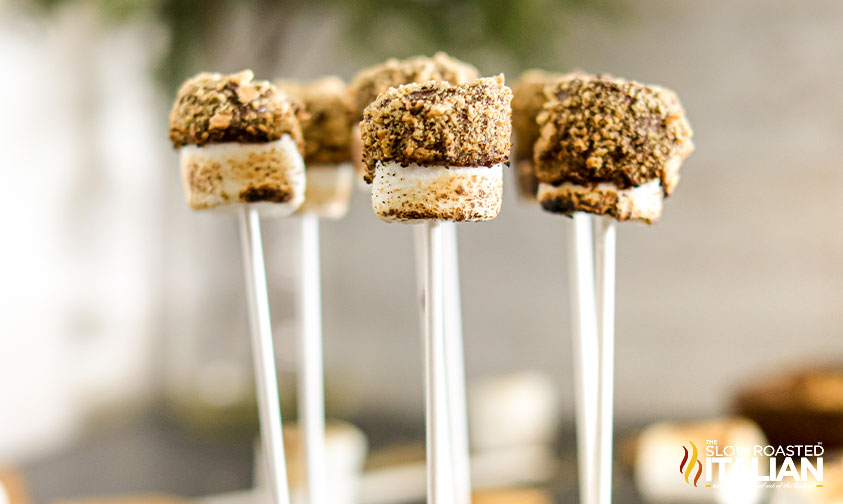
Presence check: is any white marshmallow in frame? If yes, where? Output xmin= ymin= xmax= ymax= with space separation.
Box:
xmin=298 ymin=163 xmax=354 ymax=219
xmin=254 ymin=421 xmax=368 ymax=504
xmin=538 ymin=178 xmax=664 ymax=223
xmin=180 ymin=135 xmax=305 ymax=216
xmin=371 ymin=161 xmax=503 ymax=223
xmin=468 ymin=372 xmax=560 ymax=452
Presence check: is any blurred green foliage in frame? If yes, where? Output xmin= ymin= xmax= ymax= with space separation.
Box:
xmin=342 ymin=0 xmax=617 ymax=63
xmin=28 ymin=0 xmax=618 ymax=89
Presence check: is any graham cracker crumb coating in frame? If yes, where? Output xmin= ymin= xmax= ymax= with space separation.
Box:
xmin=275 ymin=77 xmax=353 ymax=164
xmin=512 ymin=69 xmax=573 ymax=160
xmin=348 ymin=52 xmax=479 ymax=122
xmin=169 ymin=70 xmax=304 ymax=152
xmin=534 ymin=74 xmax=693 ymax=194
xmin=360 ymin=76 xmax=513 ymax=183
xmin=512 ymin=70 xmax=578 ymax=198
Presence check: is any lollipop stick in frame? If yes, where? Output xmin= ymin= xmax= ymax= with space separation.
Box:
xmin=415 ymin=223 xmax=465 ymax=502
xmin=298 ymin=212 xmax=328 ymax=504
xmin=593 ymin=216 xmax=616 ymax=504
xmin=442 ymin=222 xmax=472 ymax=504
xmin=423 ymin=220 xmax=450 ymax=503
xmin=238 ymin=206 xmax=291 ymax=504
xmin=414 ymin=225 xmax=427 ymax=338
xmin=569 ymin=212 xmax=599 ymax=504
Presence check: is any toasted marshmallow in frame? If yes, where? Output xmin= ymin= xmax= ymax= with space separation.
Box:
xmin=254 ymin=421 xmax=368 ymax=504
xmin=469 ymin=372 xmax=560 ymax=452
xmin=298 ymin=163 xmax=354 ymax=219
xmin=180 ymin=135 xmax=305 ymax=216
xmin=371 ymin=161 xmax=503 ymax=223
xmin=538 ymin=178 xmax=664 ymax=224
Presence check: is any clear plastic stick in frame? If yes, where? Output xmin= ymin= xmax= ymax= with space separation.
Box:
xmin=594 ymin=216 xmax=616 ymax=504
xmin=238 ymin=206 xmax=291 ymax=504
xmin=569 ymin=212 xmax=599 ymax=504
xmin=442 ymin=222 xmax=471 ymax=504
xmin=423 ymin=220 xmax=450 ymax=503
xmin=298 ymin=213 xmax=328 ymax=504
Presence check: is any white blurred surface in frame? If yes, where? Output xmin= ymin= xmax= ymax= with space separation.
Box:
xmin=0 ymin=2 xmax=167 ymax=462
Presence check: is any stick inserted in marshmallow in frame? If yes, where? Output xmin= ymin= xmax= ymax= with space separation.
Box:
xmin=170 ymin=70 xmax=307 ymax=504
xmin=361 ymin=75 xmax=512 ymax=504
xmin=349 ymin=54 xmax=483 ymax=504
xmin=532 ymin=73 xmax=694 ymax=504
xmin=273 ymin=76 xmax=359 ymax=504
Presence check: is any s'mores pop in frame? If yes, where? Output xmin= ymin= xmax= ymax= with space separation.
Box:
xmin=170 ymin=70 xmax=306 ymax=215
xmin=274 ymin=77 xmax=356 ymax=504
xmin=534 ymin=74 xmax=694 ymax=223
xmin=352 ymin=56 xmax=494 ymax=504
xmin=276 ymin=77 xmax=354 ymax=219
xmin=511 ymin=70 xmax=568 ymax=201
xmin=361 ymin=76 xmax=512 ymax=222
xmin=170 ymin=69 xmax=301 ymax=504
xmin=532 ymin=73 xmax=694 ymax=504
xmin=348 ymin=53 xmax=479 ymax=185
xmin=361 ymin=74 xmax=511 ymax=503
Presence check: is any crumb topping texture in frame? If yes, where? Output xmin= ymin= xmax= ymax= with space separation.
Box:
xmin=348 ymin=52 xmax=479 ymax=122
xmin=512 ymin=70 xmax=571 ymax=160
xmin=360 ymin=76 xmax=512 ymax=183
xmin=276 ymin=77 xmax=353 ymax=164
xmin=534 ymin=74 xmax=693 ymax=193
xmin=169 ymin=70 xmax=304 ymax=151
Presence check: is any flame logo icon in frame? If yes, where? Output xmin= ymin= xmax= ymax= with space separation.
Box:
xmin=680 ymin=441 xmax=703 ymax=487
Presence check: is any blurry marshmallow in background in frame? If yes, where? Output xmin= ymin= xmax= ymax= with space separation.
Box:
xmin=254 ymin=421 xmax=368 ymax=504
xmin=358 ymin=372 xmax=561 ymax=504
xmin=0 ymin=2 xmax=167 ymax=461
xmin=468 ymin=372 xmax=561 ymax=451
xmin=634 ymin=418 xmax=768 ymax=504
xmin=734 ymin=366 xmax=843 ymax=450
xmin=466 ymin=372 xmax=561 ymax=486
